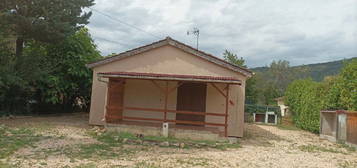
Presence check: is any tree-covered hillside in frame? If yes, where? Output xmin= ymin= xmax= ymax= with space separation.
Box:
xmin=251 ymin=57 xmax=357 ymax=82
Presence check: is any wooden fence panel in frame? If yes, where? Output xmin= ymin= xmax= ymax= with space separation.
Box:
xmin=347 ymin=113 xmax=357 ymax=145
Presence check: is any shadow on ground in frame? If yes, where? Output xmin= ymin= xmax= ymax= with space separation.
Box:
xmin=241 ymin=123 xmax=285 ymax=147
xmin=0 ymin=113 xmax=90 ymax=128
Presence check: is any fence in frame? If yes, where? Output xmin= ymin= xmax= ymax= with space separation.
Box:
xmin=347 ymin=112 xmax=357 ymax=145
xmin=320 ymin=110 xmax=357 ymax=148
xmin=244 ymin=104 xmax=281 ymax=123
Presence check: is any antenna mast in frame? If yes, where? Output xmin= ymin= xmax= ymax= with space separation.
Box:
xmin=187 ymin=28 xmax=199 ymax=49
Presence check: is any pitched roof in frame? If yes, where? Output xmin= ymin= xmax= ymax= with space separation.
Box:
xmin=98 ymin=71 xmax=242 ymax=84
xmin=87 ymin=37 xmax=253 ymax=77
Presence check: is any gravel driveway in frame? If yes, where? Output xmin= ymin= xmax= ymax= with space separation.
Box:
xmin=1 ymin=113 xmax=356 ymax=168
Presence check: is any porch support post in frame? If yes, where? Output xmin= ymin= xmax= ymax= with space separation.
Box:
xmin=225 ymin=84 xmax=229 ymax=137
xmin=164 ymin=81 xmax=169 ymax=122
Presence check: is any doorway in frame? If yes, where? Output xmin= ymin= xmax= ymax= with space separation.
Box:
xmin=176 ymin=83 xmax=207 ymax=125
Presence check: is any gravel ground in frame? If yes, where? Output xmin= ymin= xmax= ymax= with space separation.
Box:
xmin=1 ymin=113 xmax=357 ymax=168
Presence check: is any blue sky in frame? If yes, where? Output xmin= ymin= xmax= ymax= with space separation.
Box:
xmin=87 ymin=0 xmax=357 ymax=68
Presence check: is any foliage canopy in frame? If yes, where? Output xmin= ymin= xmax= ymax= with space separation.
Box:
xmin=285 ymin=59 xmax=357 ymax=133
xmin=222 ymin=50 xmax=258 ymax=104
xmin=0 ymin=28 xmax=101 ymax=115
xmin=0 ymin=0 xmax=94 ymax=56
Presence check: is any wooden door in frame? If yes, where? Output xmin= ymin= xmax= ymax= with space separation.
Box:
xmin=176 ymin=83 xmax=206 ymax=125
xmin=105 ymin=78 xmax=124 ymax=123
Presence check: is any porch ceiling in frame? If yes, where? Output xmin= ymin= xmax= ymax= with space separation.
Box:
xmin=98 ymin=71 xmax=241 ymax=84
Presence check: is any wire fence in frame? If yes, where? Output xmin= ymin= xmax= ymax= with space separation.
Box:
xmin=245 ymin=104 xmax=281 ymax=115
xmin=244 ymin=104 xmax=281 ymax=123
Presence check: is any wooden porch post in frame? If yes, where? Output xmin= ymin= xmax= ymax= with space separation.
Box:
xmin=105 ymin=78 xmax=125 ymax=123
xmin=164 ymin=81 xmax=169 ymax=122
xmin=225 ymin=84 xmax=230 ymax=137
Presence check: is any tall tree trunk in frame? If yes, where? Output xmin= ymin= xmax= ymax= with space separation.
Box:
xmin=16 ymin=36 xmax=24 ymax=57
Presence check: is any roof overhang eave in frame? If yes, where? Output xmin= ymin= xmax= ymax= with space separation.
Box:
xmin=98 ymin=73 xmax=242 ymax=85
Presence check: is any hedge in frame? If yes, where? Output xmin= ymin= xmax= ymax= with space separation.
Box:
xmin=285 ymin=59 xmax=357 ymax=133
xmin=285 ymin=79 xmax=322 ymax=133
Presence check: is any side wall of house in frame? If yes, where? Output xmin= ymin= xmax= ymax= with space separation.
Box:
xmin=89 ymin=45 xmax=247 ymax=137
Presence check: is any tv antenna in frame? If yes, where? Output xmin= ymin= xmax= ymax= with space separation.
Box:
xmin=187 ymin=27 xmax=199 ymax=50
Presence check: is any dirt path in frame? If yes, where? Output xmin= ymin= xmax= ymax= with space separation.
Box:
xmin=1 ymin=113 xmax=357 ymax=168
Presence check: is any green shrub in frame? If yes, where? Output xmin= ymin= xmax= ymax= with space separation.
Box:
xmin=280 ymin=59 xmax=357 ymax=133
xmin=339 ymin=59 xmax=357 ymax=111
xmin=285 ymin=79 xmax=322 ymax=133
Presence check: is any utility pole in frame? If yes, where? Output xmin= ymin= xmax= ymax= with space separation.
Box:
xmin=187 ymin=27 xmax=199 ymax=50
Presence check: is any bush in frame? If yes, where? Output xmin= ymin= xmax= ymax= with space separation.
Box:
xmin=339 ymin=59 xmax=357 ymax=111
xmin=285 ymin=59 xmax=357 ymax=133
xmin=285 ymin=79 xmax=322 ymax=133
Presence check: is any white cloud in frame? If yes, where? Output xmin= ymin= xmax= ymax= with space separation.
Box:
xmin=88 ymin=0 xmax=357 ymax=67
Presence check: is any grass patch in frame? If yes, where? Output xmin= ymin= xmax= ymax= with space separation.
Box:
xmin=338 ymin=160 xmax=357 ymax=168
xmin=23 ymin=130 xmax=145 ymax=161
xmin=56 ymin=142 xmax=141 ymax=160
xmin=298 ymin=144 xmax=346 ymax=154
xmin=176 ymin=157 xmax=210 ymax=167
xmin=54 ymin=131 xmax=145 ymax=160
xmin=0 ymin=161 xmax=12 ymax=168
xmin=141 ymin=135 xmax=179 ymax=143
xmin=337 ymin=141 xmax=356 ymax=153
xmin=214 ymin=143 xmax=241 ymax=150
xmin=74 ymin=163 xmax=97 ymax=168
xmin=0 ymin=124 xmax=48 ymax=159
xmin=65 ymin=143 xmax=115 ymax=159
xmin=29 ymin=122 xmax=54 ymax=132
xmin=277 ymin=124 xmax=300 ymax=131
xmin=134 ymin=161 xmax=161 ymax=168
xmin=89 ymin=130 xmax=240 ymax=150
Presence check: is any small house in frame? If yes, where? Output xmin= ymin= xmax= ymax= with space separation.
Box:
xmin=275 ymin=97 xmax=289 ymax=117
xmin=86 ymin=37 xmax=253 ymax=139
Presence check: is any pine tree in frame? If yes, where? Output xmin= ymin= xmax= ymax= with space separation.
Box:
xmin=0 ymin=0 xmax=95 ymax=57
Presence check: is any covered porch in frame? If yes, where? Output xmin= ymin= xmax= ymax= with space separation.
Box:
xmin=98 ymin=72 xmax=242 ymax=138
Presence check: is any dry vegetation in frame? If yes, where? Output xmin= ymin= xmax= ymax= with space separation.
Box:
xmin=0 ymin=113 xmax=356 ymax=168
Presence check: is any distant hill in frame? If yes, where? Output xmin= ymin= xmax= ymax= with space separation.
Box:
xmin=251 ymin=57 xmax=357 ymax=81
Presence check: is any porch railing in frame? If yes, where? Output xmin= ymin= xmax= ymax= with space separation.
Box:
xmin=106 ymin=79 xmax=231 ymax=137
xmin=106 ymin=106 xmax=227 ymax=127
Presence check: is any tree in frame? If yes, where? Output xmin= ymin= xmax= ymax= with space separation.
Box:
xmin=35 ymin=28 xmax=101 ymax=112
xmin=262 ymin=82 xmax=279 ymax=105
xmin=0 ymin=38 xmax=46 ymax=115
xmin=245 ymin=75 xmax=258 ymax=104
xmin=223 ymin=50 xmax=245 ymax=66
xmin=269 ymin=60 xmax=294 ymax=94
xmin=321 ymin=76 xmax=344 ymax=110
xmin=0 ymin=0 xmax=94 ymax=57
xmin=252 ymin=60 xmax=310 ymax=104
xmin=222 ymin=50 xmax=258 ymax=104
xmin=339 ymin=59 xmax=357 ymax=110
xmin=0 ymin=28 xmax=101 ymax=116
xmin=321 ymin=59 xmax=357 ymax=111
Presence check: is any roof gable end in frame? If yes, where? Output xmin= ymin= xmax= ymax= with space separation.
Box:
xmin=86 ymin=37 xmax=253 ymax=77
